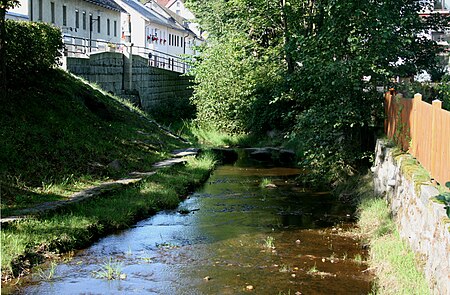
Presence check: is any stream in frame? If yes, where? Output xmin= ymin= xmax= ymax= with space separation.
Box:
xmin=14 ymin=152 xmax=372 ymax=294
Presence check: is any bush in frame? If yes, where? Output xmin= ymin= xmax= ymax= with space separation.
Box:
xmin=5 ymin=20 xmax=63 ymax=84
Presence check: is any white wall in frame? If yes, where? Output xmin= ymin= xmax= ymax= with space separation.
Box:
xmin=6 ymin=0 xmax=29 ymax=20
xmin=29 ymin=0 xmax=121 ymax=44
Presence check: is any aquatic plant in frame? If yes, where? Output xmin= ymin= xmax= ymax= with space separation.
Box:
xmin=307 ymin=263 xmax=318 ymax=275
xmin=260 ymin=178 xmax=272 ymax=188
xmin=263 ymin=236 xmax=275 ymax=249
xmin=35 ymin=261 xmax=58 ymax=281
xmin=354 ymin=254 xmax=363 ymax=264
xmin=279 ymin=264 xmax=291 ymax=273
xmin=92 ymin=258 xmax=126 ymax=280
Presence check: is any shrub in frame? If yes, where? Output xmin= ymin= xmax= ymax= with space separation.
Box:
xmin=5 ymin=20 xmax=63 ymax=84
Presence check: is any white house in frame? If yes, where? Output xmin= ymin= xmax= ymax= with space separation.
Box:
xmin=153 ymin=0 xmax=202 ymax=38
xmin=115 ymin=0 xmax=199 ymax=58
xmin=5 ymin=1 xmax=29 ymax=20
xmin=7 ymin=0 xmax=125 ymax=54
xmin=420 ymin=0 xmax=450 ymax=72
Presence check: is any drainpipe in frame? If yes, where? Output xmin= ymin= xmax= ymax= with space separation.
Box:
xmin=183 ymin=33 xmax=189 ymax=73
xmin=128 ymin=43 xmax=133 ymax=91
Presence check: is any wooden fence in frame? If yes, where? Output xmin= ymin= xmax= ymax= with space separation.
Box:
xmin=385 ymin=91 xmax=450 ymax=186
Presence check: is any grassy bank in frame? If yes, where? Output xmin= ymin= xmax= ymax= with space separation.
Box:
xmin=342 ymin=174 xmax=430 ymax=294
xmin=1 ymin=154 xmax=215 ymax=280
xmin=0 ymin=68 xmax=186 ymax=216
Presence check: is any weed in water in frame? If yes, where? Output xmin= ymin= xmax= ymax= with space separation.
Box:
xmin=263 ymin=236 xmax=275 ymax=249
xmin=260 ymin=178 xmax=274 ymax=188
xmin=35 ymin=261 xmax=58 ymax=281
xmin=92 ymin=258 xmax=126 ymax=280
xmin=353 ymin=254 xmax=363 ymax=264
xmin=279 ymin=264 xmax=291 ymax=273
xmin=307 ymin=263 xmax=318 ymax=275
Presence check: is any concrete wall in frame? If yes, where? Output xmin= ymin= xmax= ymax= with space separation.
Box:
xmin=372 ymin=139 xmax=450 ymax=294
xmin=65 ymin=51 xmax=192 ymax=113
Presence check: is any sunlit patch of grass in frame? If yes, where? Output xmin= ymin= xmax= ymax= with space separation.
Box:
xmin=355 ymin=173 xmax=430 ymax=295
xmin=184 ymin=123 xmax=251 ymax=147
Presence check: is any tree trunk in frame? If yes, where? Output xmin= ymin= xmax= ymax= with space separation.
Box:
xmin=280 ymin=0 xmax=294 ymax=74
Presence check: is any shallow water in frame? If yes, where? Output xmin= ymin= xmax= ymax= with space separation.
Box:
xmin=14 ymin=161 xmax=372 ymax=294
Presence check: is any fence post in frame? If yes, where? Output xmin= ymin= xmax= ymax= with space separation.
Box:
xmin=411 ymin=93 xmax=422 ymax=156
xmin=431 ymin=99 xmax=442 ymax=181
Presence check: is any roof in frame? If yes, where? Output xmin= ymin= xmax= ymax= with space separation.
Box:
xmin=154 ymin=0 xmax=170 ymax=7
xmin=117 ymin=0 xmax=187 ymax=31
xmin=166 ymin=0 xmax=177 ymax=8
xmin=84 ymin=0 xmax=126 ymax=13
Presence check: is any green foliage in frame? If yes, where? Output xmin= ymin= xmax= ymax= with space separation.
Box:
xmin=147 ymin=95 xmax=195 ymax=126
xmin=189 ymin=31 xmax=287 ymax=133
xmin=435 ymin=75 xmax=450 ymax=111
xmin=395 ymin=76 xmax=450 ymax=111
xmin=4 ymin=20 xmax=63 ymax=83
xmin=185 ymin=0 xmax=448 ymax=185
xmin=433 ymin=181 xmax=450 ymax=218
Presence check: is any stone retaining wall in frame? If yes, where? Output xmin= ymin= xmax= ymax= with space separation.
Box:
xmin=65 ymin=52 xmax=192 ymax=113
xmin=372 ymin=139 xmax=450 ymax=294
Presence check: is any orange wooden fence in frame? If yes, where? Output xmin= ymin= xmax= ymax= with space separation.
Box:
xmin=385 ymin=91 xmax=450 ymax=186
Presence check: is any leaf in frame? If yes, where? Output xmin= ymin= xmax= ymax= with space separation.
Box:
xmin=445 ymin=181 xmax=450 ymax=189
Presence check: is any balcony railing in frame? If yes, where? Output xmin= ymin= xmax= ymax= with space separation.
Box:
xmin=62 ymin=35 xmax=190 ymax=73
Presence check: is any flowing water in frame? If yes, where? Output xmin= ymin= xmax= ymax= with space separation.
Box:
xmin=14 ymin=154 xmax=372 ymax=294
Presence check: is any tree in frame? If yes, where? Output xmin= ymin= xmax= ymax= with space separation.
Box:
xmin=0 ymin=0 xmax=19 ymax=92
xmin=186 ymin=0 xmax=449 ymax=184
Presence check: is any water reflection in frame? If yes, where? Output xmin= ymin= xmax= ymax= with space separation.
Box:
xmin=17 ymin=161 xmax=372 ymax=295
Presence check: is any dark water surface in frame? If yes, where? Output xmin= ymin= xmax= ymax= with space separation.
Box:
xmin=15 ymin=160 xmax=372 ymax=294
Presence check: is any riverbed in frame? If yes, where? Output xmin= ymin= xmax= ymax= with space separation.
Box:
xmin=15 ymin=157 xmax=372 ymax=294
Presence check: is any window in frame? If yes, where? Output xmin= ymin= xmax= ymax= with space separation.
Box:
xmin=83 ymin=12 xmax=86 ymax=30
xmin=177 ymin=35 xmax=179 ymax=47
xmin=75 ymin=10 xmax=79 ymax=29
xmin=177 ymin=1 xmax=180 ymax=6
xmin=114 ymin=20 xmax=117 ymax=37
xmin=107 ymin=19 xmax=110 ymax=35
xmin=434 ymin=0 xmax=450 ymax=10
xmin=89 ymin=15 xmax=93 ymax=32
xmin=50 ymin=2 xmax=55 ymax=23
xmin=63 ymin=5 xmax=67 ymax=26
xmin=38 ymin=0 xmax=42 ymax=21
xmin=97 ymin=16 xmax=101 ymax=33
xmin=432 ymin=32 xmax=446 ymax=42
xmin=168 ymin=33 xmax=171 ymax=45
xmin=176 ymin=10 xmax=180 ymax=15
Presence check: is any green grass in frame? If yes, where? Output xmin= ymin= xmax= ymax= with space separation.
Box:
xmin=263 ymin=236 xmax=275 ymax=249
xmin=92 ymin=258 xmax=125 ymax=280
xmin=174 ymin=120 xmax=287 ymax=148
xmin=259 ymin=178 xmax=273 ymax=188
xmin=0 ymin=68 xmax=187 ymax=217
xmin=1 ymin=154 xmax=215 ymax=279
xmin=355 ymin=174 xmax=430 ymax=295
